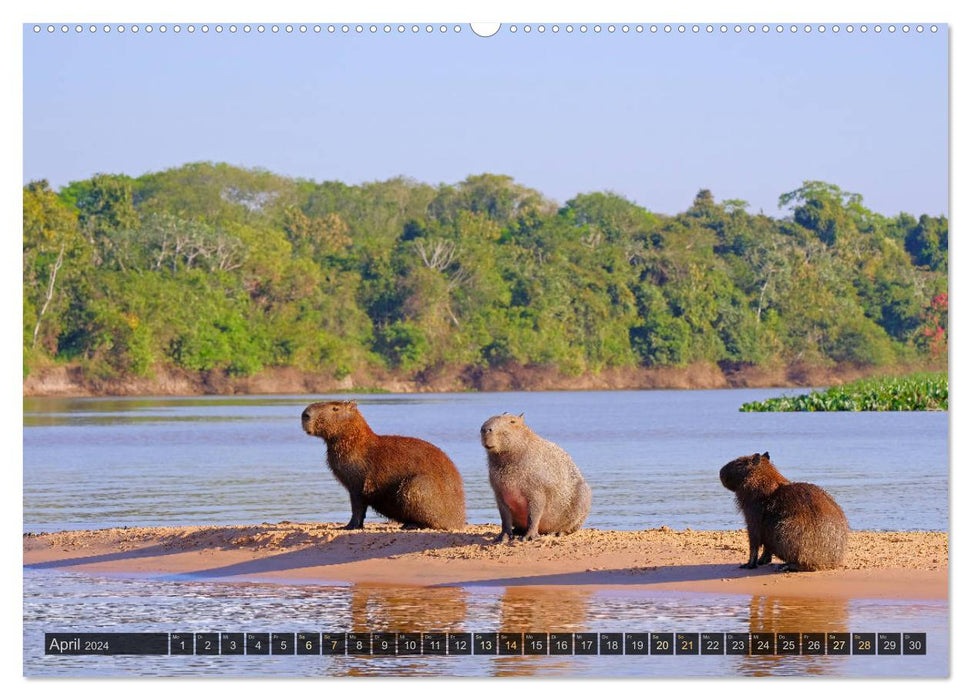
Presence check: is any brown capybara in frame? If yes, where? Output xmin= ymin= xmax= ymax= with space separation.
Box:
xmin=480 ymin=413 xmax=592 ymax=543
xmin=720 ymin=452 xmax=849 ymax=571
xmin=301 ymin=401 xmax=465 ymax=530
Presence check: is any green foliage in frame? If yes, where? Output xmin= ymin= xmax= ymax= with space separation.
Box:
xmin=740 ymin=372 xmax=947 ymax=412
xmin=23 ymin=165 xmax=947 ymax=382
xmin=904 ymin=214 xmax=948 ymax=272
xmin=23 ymin=181 xmax=86 ymax=370
xmin=377 ymin=321 xmax=431 ymax=371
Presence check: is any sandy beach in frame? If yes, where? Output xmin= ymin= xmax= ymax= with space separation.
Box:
xmin=23 ymin=523 xmax=947 ymax=600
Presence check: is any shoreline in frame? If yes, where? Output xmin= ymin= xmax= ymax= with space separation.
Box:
xmin=21 ymin=360 xmax=941 ymax=398
xmin=23 ymin=523 xmax=948 ymax=600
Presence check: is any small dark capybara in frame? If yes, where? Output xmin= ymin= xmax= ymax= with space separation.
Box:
xmin=719 ymin=452 xmax=849 ymax=571
xmin=302 ymin=401 xmax=466 ymax=530
xmin=480 ymin=413 xmax=592 ymax=543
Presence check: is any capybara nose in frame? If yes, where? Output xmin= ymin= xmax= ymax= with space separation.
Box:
xmin=301 ymin=410 xmax=310 ymax=422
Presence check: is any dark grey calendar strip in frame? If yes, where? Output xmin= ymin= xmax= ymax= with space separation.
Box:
xmin=45 ymin=632 xmax=927 ymax=656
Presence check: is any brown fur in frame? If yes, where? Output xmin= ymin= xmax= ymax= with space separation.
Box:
xmin=302 ymin=401 xmax=466 ymax=530
xmin=720 ymin=452 xmax=849 ymax=571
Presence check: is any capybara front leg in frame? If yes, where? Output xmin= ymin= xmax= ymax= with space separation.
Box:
xmin=494 ymin=496 xmax=515 ymax=544
xmin=522 ymin=495 xmax=547 ymax=541
xmin=345 ymin=494 xmax=367 ymax=530
xmin=741 ymin=530 xmax=761 ymax=569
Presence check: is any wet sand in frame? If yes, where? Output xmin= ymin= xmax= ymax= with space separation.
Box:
xmin=23 ymin=523 xmax=947 ymax=600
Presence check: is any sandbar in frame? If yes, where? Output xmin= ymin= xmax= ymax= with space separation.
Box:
xmin=23 ymin=523 xmax=947 ymax=600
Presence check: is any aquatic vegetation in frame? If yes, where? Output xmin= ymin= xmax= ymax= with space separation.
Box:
xmin=740 ymin=372 xmax=947 ymax=412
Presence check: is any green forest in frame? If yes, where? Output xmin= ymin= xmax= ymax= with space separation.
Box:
xmin=23 ymin=163 xmax=948 ymax=386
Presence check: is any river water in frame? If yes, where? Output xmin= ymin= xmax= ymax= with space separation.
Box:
xmin=22 ymin=389 xmax=949 ymax=677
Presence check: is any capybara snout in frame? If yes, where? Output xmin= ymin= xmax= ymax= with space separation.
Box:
xmin=719 ymin=452 xmax=760 ymax=492
xmin=480 ymin=422 xmax=498 ymax=450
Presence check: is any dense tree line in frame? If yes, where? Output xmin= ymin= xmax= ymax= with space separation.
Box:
xmin=22 ymin=163 xmax=948 ymax=381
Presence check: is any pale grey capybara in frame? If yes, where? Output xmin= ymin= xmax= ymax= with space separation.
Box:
xmin=720 ymin=452 xmax=849 ymax=571
xmin=480 ymin=413 xmax=592 ymax=543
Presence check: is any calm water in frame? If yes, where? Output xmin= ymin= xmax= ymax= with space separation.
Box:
xmin=22 ymin=390 xmax=949 ymax=678
xmin=23 ymin=570 xmax=947 ymax=677
xmin=23 ymin=389 xmax=948 ymax=532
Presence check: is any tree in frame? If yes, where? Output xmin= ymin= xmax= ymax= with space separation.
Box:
xmin=779 ymin=181 xmax=867 ymax=247
xmin=21 ymin=165 xmax=948 ymax=383
xmin=915 ymin=293 xmax=947 ymax=360
xmin=431 ymin=173 xmax=553 ymax=225
xmin=62 ymin=174 xmax=138 ymax=269
xmin=563 ymin=191 xmax=658 ymax=245
xmin=23 ymin=181 xmax=84 ymax=358
xmin=904 ymin=214 xmax=948 ymax=272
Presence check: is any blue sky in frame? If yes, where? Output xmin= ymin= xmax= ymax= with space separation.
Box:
xmin=23 ymin=23 xmax=947 ymax=217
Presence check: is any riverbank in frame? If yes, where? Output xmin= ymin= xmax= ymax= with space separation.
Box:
xmin=22 ymin=361 xmax=941 ymax=398
xmin=23 ymin=523 xmax=948 ymax=600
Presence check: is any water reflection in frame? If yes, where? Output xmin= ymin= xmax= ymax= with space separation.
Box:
xmin=491 ymin=587 xmax=593 ymax=677
xmin=498 ymin=586 xmax=591 ymax=631
xmin=348 ymin=585 xmax=468 ymax=632
xmin=734 ymin=596 xmax=849 ymax=676
xmin=23 ymin=569 xmax=947 ymax=678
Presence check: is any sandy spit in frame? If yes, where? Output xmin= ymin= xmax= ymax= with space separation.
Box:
xmin=23 ymin=523 xmax=948 ymax=600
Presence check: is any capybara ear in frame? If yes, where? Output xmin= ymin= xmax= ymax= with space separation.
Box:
xmin=762 ymin=451 xmax=770 ymax=460
xmin=517 ymin=412 xmax=525 ymax=419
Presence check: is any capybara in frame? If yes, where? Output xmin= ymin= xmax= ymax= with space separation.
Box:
xmin=719 ymin=452 xmax=849 ymax=571
xmin=301 ymin=401 xmax=466 ymax=530
xmin=480 ymin=413 xmax=592 ymax=543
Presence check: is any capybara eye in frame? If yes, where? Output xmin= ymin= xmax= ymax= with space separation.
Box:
xmin=332 ymin=406 xmax=339 ymax=412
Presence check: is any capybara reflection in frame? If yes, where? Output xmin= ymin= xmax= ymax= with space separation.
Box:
xmin=720 ymin=452 xmax=849 ymax=571
xmin=302 ymin=401 xmax=465 ymax=530
xmin=480 ymin=413 xmax=591 ymax=543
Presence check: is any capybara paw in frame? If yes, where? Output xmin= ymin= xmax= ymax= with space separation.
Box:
xmin=400 ymin=523 xmax=422 ymax=530
xmin=494 ymin=532 xmax=512 ymax=544
xmin=521 ymin=532 xmax=539 ymax=542
xmin=739 ymin=562 xmax=758 ymax=569
xmin=343 ymin=523 xmax=364 ymax=530
xmin=778 ymin=563 xmax=799 ymax=572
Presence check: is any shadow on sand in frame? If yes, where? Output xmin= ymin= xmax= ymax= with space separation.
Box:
xmin=439 ymin=563 xmax=785 ymax=588
xmin=25 ymin=527 xmax=787 ymax=586
xmin=24 ymin=528 xmax=495 ymax=579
